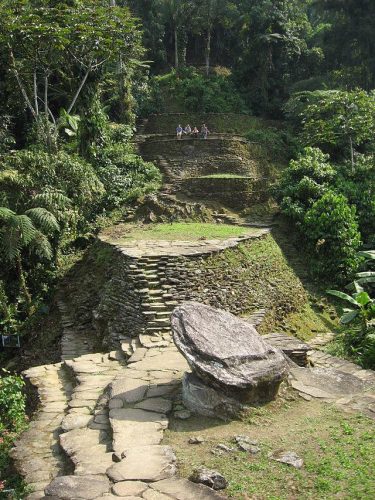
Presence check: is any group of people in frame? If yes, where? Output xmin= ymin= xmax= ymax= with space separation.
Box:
xmin=176 ymin=123 xmax=210 ymax=140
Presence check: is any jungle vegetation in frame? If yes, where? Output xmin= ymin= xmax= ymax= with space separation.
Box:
xmin=0 ymin=2 xmax=374 ymax=490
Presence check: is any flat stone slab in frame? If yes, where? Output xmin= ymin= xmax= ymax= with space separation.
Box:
xmin=142 ymin=490 xmax=172 ymax=500
xmin=44 ymin=475 xmax=109 ymax=499
xmin=106 ymin=445 xmax=176 ymax=482
xmin=111 ymin=480 xmax=148 ymax=497
xmin=151 ymin=478 xmax=226 ymax=499
xmin=110 ymin=408 xmax=168 ymax=450
xmin=60 ymin=429 xmax=104 ymax=455
xmin=134 ymin=398 xmax=173 ymax=414
xmin=70 ymin=445 xmax=113 ymax=476
xmin=290 ymin=365 xmax=370 ymax=399
xmin=110 ymin=378 xmax=148 ymax=404
xmin=128 ymin=349 xmax=189 ymax=372
xmin=61 ymin=414 xmax=93 ymax=432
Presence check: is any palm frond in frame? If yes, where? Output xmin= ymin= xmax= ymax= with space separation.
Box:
xmin=10 ymin=215 xmax=37 ymax=246
xmin=25 ymin=208 xmax=60 ymax=234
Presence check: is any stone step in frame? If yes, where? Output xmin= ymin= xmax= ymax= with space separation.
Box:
xmin=147 ymin=321 xmax=171 ymax=329
xmin=145 ymin=327 xmax=172 ymax=335
xmin=141 ymin=273 xmax=159 ymax=280
xmin=147 ymin=289 xmax=164 ymax=296
xmin=143 ymin=303 xmax=170 ymax=311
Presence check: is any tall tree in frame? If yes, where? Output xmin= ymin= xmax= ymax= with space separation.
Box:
xmin=0 ymin=0 xmax=143 ymax=147
xmin=315 ymin=0 xmax=375 ymax=89
xmin=195 ymin=0 xmax=239 ymax=75
xmin=234 ymin=0 xmax=312 ymax=115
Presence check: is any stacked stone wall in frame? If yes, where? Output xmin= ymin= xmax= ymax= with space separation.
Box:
xmin=181 ymin=176 xmax=269 ymax=210
xmin=139 ymin=137 xmax=267 ymax=180
xmin=87 ymin=233 xmax=306 ymax=348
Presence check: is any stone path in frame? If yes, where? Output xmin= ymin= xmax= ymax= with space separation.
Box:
xmin=265 ymin=332 xmax=375 ymax=419
xmin=58 ymin=297 xmax=97 ymax=361
xmin=11 ymin=363 xmax=74 ymax=499
xmin=14 ymin=327 xmax=224 ymax=499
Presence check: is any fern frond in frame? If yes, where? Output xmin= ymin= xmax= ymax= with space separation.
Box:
xmin=25 ymin=208 xmax=60 ymax=234
xmin=31 ymin=189 xmax=72 ymax=211
xmin=0 ymin=226 xmax=22 ymax=262
xmin=28 ymin=231 xmax=53 ymax=261
xmin=0 ymin=207 xmax=15 ymax=221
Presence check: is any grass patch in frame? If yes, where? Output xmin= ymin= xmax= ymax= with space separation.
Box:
xmin=101 ymin=223 xmax=256 ymax=242
xmin=165 ymin=397 xmax=375 ymax=499
xmin=283 ymin=302 xmax=338 ymax=341
xmin=193 ymin=174 xmax=253 ymax=180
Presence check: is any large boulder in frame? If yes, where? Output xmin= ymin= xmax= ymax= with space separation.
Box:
xmin=171 ymin=302 xmax=288 ymax=411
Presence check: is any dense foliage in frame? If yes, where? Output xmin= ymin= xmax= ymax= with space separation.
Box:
xmin=0 ymin=370 xmax=28 ymax=496
xmin=0 ymin=0 xmax=374 ymax=489
xmin=0 ymin=1 xmax=161 ymax=343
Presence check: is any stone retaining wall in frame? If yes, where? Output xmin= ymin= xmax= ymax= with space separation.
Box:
xmin=181 ymin=176 xmax=269 ymax=210
xmin=139 ymin=137 xmax=268 ymax=179
xmin=85 ymin=232 xmax=307 ymax=348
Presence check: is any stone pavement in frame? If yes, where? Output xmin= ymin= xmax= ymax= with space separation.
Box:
xmin=15 ymin=328 xmax=224 ymax=499
xmin=99 ymin=230 xmax=269 ymax=258
xmin=13 ymin=324 xmax=375 ymax=499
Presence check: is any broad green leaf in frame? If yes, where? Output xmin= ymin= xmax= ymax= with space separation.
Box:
xmin=354 ymin=292 xmax=371 ymax=306
xmin=358 ymin=250 xmax=375 ymax=260
xmin=356 ymin=272 xmax=375 ymax=278
xmin=340 ymin=310 xmax=358 ymax=324
xmin=326 ymin=289 xmax=359 ymax=307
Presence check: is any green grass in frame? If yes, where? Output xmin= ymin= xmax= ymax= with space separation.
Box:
xmin=193 ymin=174 xmax=253 ymax=180
xmin=103 ymin=223 xmax=256 ymax=242
xmin=165 ymin=398 xmax=375 ymax=499
xmin=283 ymin=302 xmax=338 ymax=341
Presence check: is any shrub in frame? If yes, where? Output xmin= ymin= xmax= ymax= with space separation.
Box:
xmin=246 ymin=127 xmax=299 ymax=161
xmin=92 ymin=143 xmax=161 ymax=208
xmin=335 ymin=154 xmax=375 ymax=245
xmin=154 ymin=68 xmax=248 ymax=113
xmin=276 ymin=147 xmax=335 ymax=221
xmin=0 ymin=370 xmax=27 ymax=497
xmin=302 ymin=192 xmax=362 ymax=283
xmin=0 ymin=149 xmax=104 ymax=214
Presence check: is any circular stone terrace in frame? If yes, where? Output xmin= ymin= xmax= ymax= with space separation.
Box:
xmin=99 ymin=222 xmax=269 ymax=258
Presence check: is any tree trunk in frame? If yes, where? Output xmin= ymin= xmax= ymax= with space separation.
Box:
xmin=8 ymin=45 xmax=36 ymax=118
xmin=44 ymin=74 xmax=49 ymax=117
xmin=33 ymin=70 xmax=39 ymax=116
xmin=44 ymin=74 xmax=54 ymax=152
xmin=205 ymin=28 xmax=211 ymax=76
xmin=67 ymin=66 xmax=91 ymax=114
xmin=349 ymin=135 xmax=355 ymax=172
xmin=174 ymin=28 xmax=179 ymax=69
xmin=16 ymin=255 xmax=32 ymax=316
xmin=180 ymin=30 xmax=187 ymax=67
